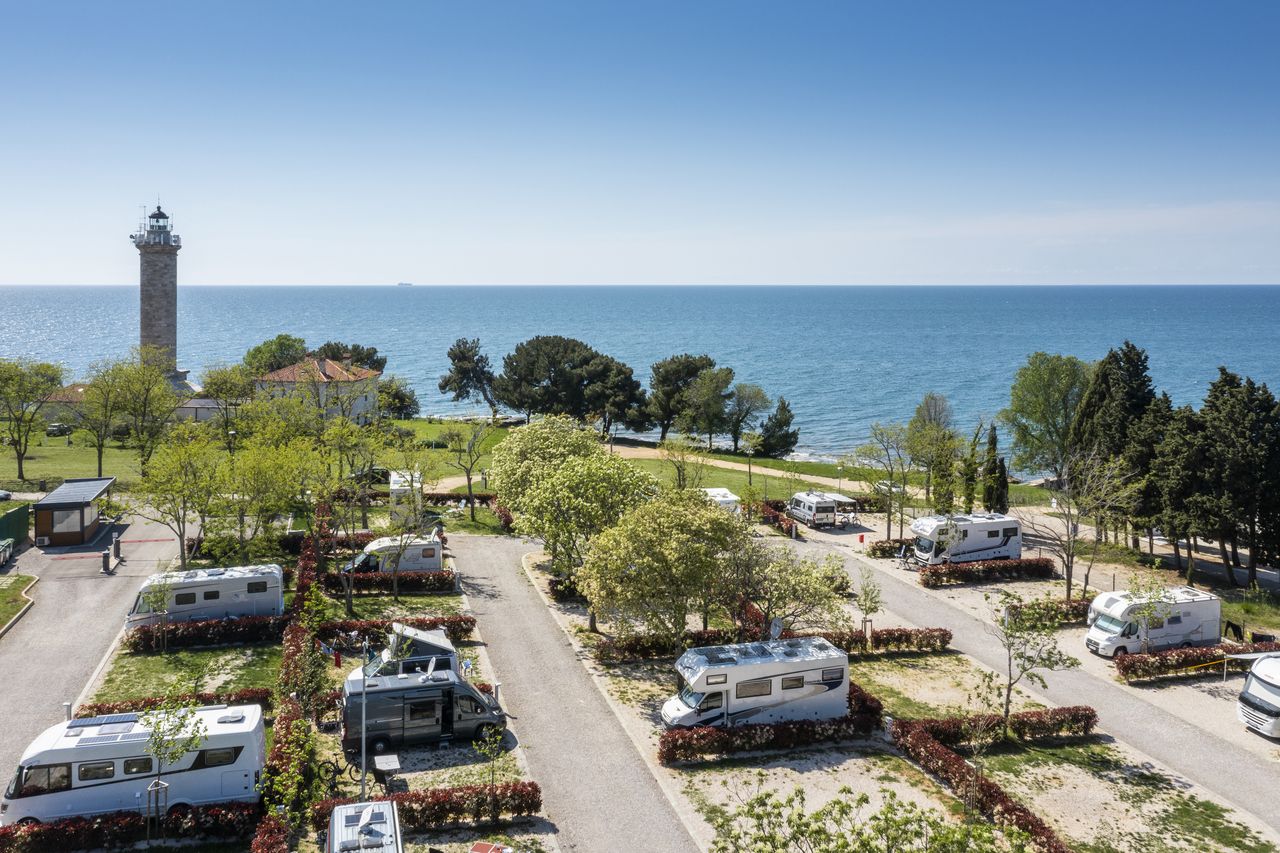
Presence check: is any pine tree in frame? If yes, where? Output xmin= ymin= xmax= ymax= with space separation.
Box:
xmin=759 ymin=397 xmax=800 ymax=458
xmin=992 ymin=458 xmax=1010 ymax=514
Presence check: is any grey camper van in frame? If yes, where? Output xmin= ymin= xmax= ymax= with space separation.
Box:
xmin=341 ymin=669 xmax=504 ymax=754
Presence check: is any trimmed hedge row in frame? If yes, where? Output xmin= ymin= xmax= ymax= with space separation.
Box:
xmin=123 ymin=615 xmax=289 ymax=653
xmin=310 ymin=782 xmax=543 ymax=833
xmin=249 ymin=814 xmax=290 ymax=853
xmin=0 ymin=802 xmax=261 ymax=851
xmin=919 ymin=557 xmax=1056 ymax=589
xmin=76 ymin=687 xmax=273 ymax=718
xmin=1007 ymin=597 xmax=1092 ymax=625
xmin=319 ymin=570 xmax=456 ymax=594
xmin=1115 ymin=641 xmax=1280 ymax=682
xmin=890 ymin=706 xmax=1099 ymax=853
xmin=594 ymin=626 xmax=951 ymax=664
xmin=315 ymin=615 xmax=477 ymax=644
xmin=867 ymin=538 xmax=913 ymax=558
xmin=658 ymin=682 xmax=884 ymax=765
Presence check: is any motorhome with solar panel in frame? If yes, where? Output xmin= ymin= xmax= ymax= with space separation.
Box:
xmin=1 ymin=704 xmax=265 ymax=825
xmin=661 ymin=637 xmax=849 ymax=729
xmin=909 ymin=513 xmax=1022 ymax=565
xmin=126 ymin=564 xmax=284 ymax=628
xmin=326 ymin=800 xmax=404 ymax=853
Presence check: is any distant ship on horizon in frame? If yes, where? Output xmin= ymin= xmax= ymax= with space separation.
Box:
xmin=396 ymin=281 xmax=413 ymax=287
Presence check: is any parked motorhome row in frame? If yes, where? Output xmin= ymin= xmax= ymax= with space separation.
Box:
xmin=1084 ymin=586 xmax=1221 ymax=658
xmin=909 ymin=513 xmax=1022 ymax=565
xmin=1 ymin=705 xmax=265 ymax=825
xmin=662 ymin=637 xmax=849 ymax=729
xmin=126 ymin=565 xmax=284 ymax=628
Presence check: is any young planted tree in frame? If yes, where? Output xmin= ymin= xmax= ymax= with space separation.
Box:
xmin=77 ymin=359 xmax=128 ymax=478
xmin=659 ymin=434 xmax=709 ymax=490
xmin=140 ymin=697 xmax=207 ymax=823
xmin=441 ymin=421 xmax=492 ymax=521
xmin=473 ymin=724 xmax=507 ymax=821
xmin=987 ymin=590 xmax=1080 ymax=734
xmin=1123 ymin=573 xmax=1177 ymax=654
xmin=725 ymin=383 xmax=771 ymax=453
xmin=857 ymin=422 xmax=909 ymax=539
xmin=0 ymin=358 xmax=65 ymax=481
xmin=647 ymin=353 xmax=715 ymax=441
xmin=999 ymin=351 xmax=1092 ymax=482
xmin=438 ymin=337 xmax=499 ymax=421
xmin=130 ymin=424 xmax=221 ymax=569
xmin=119 ymin=347 xmax=181 ymax=476
xmin=852 ymin=566 xmax=883 ymax=635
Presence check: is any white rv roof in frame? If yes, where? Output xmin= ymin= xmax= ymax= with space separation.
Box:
xmin=679 ymin=637 xmax=846 ymax=675
xmin=1251 ymin=656 xmax=1280 ymax=684
xmin=24 ymin=704 xmax=263 ymax=764
xmin=791 ymin=490 xmax=835 ymax=503
xmin=329 ymin=801 xmax=401 ymax=850
xmin=701 ymin=488 xmax=739 ymax=502
xmin=389 ymin=622 xmax=456 ymax=655
xmin=911 ymin=513 xmax=1018 ymax=534
xmin=140 ymin=564 xmax=282 ymax=589
xmin=816 ymin=492 xmax=856 ymax=504
xmin=365 ymin=534 xmax=441 ymax=553
xmin=1092 ymin=585 xmax=1219 ymax=617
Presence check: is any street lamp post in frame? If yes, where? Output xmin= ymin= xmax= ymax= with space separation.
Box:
xmin=360 ymin=637 xmax=369 ymax=799
xmin=837 ymin=464 xmax=844 ymax=494
xmin=746 ymin=445 xmax=754 ymax=486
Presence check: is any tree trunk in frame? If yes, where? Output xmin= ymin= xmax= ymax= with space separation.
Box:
xmin=1230 ymin=536 xmax=1242 ymax=570
xmin=15 ymin=450 xmax=25 ymax=482
xmin=467 ymin=476 xmax=477 ymax=522
xmin=96 ymin=443 xmax=105 ymax=478
xmin=1187 ymin=535 xmax=1198 ymax=583
xmin=1247 ymin=523 xmax=1258 ymax=587
xmin=588 ymin=611 xmax=598 ymax=633
xmin=1147 ymin=528 xmax=1154 ymax=555
xmin=659 ymin=422 xmax=670 ymax=442
xmin=1219 ymin=534 xmax=1240 ymax=587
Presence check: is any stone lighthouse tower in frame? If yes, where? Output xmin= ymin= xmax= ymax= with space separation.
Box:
xmin=130 ymin=205 xmax=182 ymax=376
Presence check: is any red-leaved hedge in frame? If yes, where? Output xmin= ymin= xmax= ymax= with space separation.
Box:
xmin=123 ymin=615 xmax=290 ymax=653
xmin=919 ymin=557 xmax=1056 ymax=589
xmin=315 ymin=615 xmax=477 ymax=644
xmin=0 ymin=802 xmax=261 ymax=851
xmin=248 ymin=814 xmax=290 ymax=853
xmin=310 ymin=782 xmax=542 ymax=832
xmin=76 ymin=688 xmax=273 ymax=718
xmin=657 ymin=682 xmax=884 ymax=765
xmin=319 ymin=570 xmax=456 ymax=594
xmin=1114 ymin=641 xmax=1280 ymax=682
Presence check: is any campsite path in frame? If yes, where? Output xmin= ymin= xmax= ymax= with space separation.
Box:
xmin=453 ymin=533 xmax=699 ymax=853
xmin=0 ymin=517 xmax=178 ymax=777
xmin=788 ymin=535 xmax=1280 ymax=833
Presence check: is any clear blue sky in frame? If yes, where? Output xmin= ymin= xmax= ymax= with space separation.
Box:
xmin=2 ymin=1 xmax=1277 ymax=285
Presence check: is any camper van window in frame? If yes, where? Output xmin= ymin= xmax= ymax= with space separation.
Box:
xmin=987 ymin=530 xmax=1000 ymax=538
xmin=174 ymin=592 xmax=196 ymax=606
xmin=408 ymin=701 xmax=438 ymax=722
xmin=1167 ymin=614 xmax=1182 ymax=625
xmin=247 ymin=581 xmax=268 ymax=594
xmin=457 ymin=697 xmax=482 ymax=715
xmin=200 ymin=749 xmax=236 ymax=768
xmin=19 ymin=764 xmax=70 ymax=797
xmin=422 ymin=547 xmax=436 ymax=558
xmin=821 ymin=668 xmax=844 ymax=683
xmin=706 ymin=674 xmax=727 ymax=685
xmin=1147 ymin=617 xmax=1164 ymax=630
xmin=677 ymin=685 xmax=705 ymax=709
xmin=781 ymin=676 xmax=805 ymax=690
xmin=132 ymin=594 xmax=151 ymax=615
xmin=123 ymin=757 xmax=152 ymax=775
xmin=203 ymin=590 xmax=220 ymax=601
xmin=699 ymin=692 xmax=723 ymax=711
xmin=1094 ymin=613 xmax=1125 ymax=635
xmin=1003 ymin=527 xmax=1018 ymax=537
xmin=736 ymin=680 xmax=772 ymax=699
xmin=77 ymin=761 xmax=115 ymax=781
xmin=914 ymin=537 xmax=934 ymax=554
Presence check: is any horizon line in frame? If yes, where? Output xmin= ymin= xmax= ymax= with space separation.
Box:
xmin=2 ymin=282 xmax=1279 ymax=288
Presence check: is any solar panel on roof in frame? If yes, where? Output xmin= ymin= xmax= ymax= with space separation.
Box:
xmin=68 ymin=712 xmax=139 ymax=729
xmin=118 ymin=732 xmax=150 ymax=743
xmin=343 ymin=809 xmax=387 ymax=827
xmin=75 ymin=735 xmax=121 ymax=747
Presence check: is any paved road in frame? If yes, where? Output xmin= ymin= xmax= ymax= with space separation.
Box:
xmin=453 ymin=533 xmax=699 ymax=853
xmin=788 ymin=535 xmax=1280 ymax=832
xmin=0 ymin=518 xmax=179 ymax=777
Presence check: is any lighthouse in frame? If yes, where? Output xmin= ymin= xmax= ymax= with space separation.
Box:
xmin=130 ymin=205 xmax=183 ymax=377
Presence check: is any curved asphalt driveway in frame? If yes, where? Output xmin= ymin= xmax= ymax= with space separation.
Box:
xmin=453 ymin=533 xmax=699 ymax=853
xmin=788 ymin=536 xmax=1280 ymax=833
xmin=0 ymin=517 xmax=178 ymax=778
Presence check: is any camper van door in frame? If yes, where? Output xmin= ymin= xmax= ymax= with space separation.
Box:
xmin=402 ymin=694 xmax=444 ymax=743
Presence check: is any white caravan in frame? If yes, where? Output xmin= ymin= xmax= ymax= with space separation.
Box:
xmin=909 ymin=513 xmax=1022 ymax=565
xmin=344 ymin=535 xmax=444 ymax=574
xmin=661 ymin=637 xmax=849 ymax=729
xmin=787 ymin=491 xmax=837 ymax=528
xmin=126 ymin=565 xmax=284 ymax=628
xmin=1085 ymin=586 xmax=1221 ymax=658
xmin=1238 ymin=655 xmax=1280 ymax=737
xmin=1 ymin=704 xmax=265 ymax=825
xmin=327 ymin=800 xmax=403 ymax=853
xmin=701 ymin=488 xmax=741 ymax=514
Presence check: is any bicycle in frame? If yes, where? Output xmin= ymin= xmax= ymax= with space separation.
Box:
xmin=317 ymin=754 xmax=365 ymax=798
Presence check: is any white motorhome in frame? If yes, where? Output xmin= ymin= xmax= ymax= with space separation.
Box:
xmin=909 ymin=513 xmax=1021 ymax=565
xmin=787 ymin=491 xmax=837 ymax=528
xmin=1 ymin=704 xmax=265 ymax=825
xmin=344 ymin=535 xmax=444 ymax=574
xmin=1085 ymin=586 xmax=1221 ymax=658
xmin=701 ymin=488 xmax=741 ymax=514
xmin=126 ymin=565 xmax=284 ymax=628
xmin=661 ymin=637 xmax=849 ymax=729
xmin=327 ymin=800 xmax=403 ymax=853
xmin=1238 ymin=655 xmax=1280 ymax=737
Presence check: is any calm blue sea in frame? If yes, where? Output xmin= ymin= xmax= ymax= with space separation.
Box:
xmin=1 ymin=285 xmax=1277 ymax=459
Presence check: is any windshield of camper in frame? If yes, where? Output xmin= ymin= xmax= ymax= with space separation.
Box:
xmin=4 ymin=766 xmax=18 ymax=799
xmin=1094 ymin=614 xmax=1126 ymax=635
xmin=914 ymin=537 xmax=934 ymax=554
xmin=131 ymin=594 xmax=151 ymax=615
xmin=363 ymin=650 xmax=391 ymax=678
xmin=677 ymin=685 xmax=704 ymax=709
xmin=1246 ymin=672 xmax=1280 ymax=711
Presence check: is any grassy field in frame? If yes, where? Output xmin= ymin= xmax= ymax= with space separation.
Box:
xmin=314 ymin=591 xmax=466 ymax=621
xmin=391 ymin=419 xmax=509 ymax=468
xmin=0 ymin=433 xmax=141 ymax=491
xmin=0 ymin=574 xmax=34 ymax=626
xmin=624 ymin=456 xmax=832 ymax=499
xmin=93 ymin=643 xmax=283 ymax=703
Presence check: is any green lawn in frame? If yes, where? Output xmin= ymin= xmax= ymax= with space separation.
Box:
xmin=93 ymin=643 xmax=283 ymax=703
xmin=0 ymin=433 xmax=141 ymax=491
xmin=390 ymin=419 xmax=509 ymax=469
xmin=314 ymin=591 xmax=466 ymax=621
xmin=624 ymin=457 xmax=833 ymax=500
xmin=0 ymin=574 xmax=34 ymax=627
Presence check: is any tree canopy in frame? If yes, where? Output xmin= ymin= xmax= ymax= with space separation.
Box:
xmin=313 ymin=340 xmax=387 ymax=372
xmin=438 ymin=337 xmax=498 ymax=420
xmin=243 ymin=334 xmax=307 ymax=375
xmin=647 ymin=354 xmax=716 ymax=441
xmin=999 ymin=351 xmax=1091 ymax=479
xmin=758 ymin=396 xmax=800 ymax=458
xmin=488 ymin=415 xmax=603 ymax=513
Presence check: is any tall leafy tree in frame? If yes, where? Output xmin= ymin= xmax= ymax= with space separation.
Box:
xmin=991 ymin=458 xmax=1010 ymax=514
xmin=959 ymin=422 xmax=983 ymax=514
xmin=0 ymin=358 xmax=65 ymax=482
xmin=312 ymin=340 xmax=387 ymax=371
xmin=1151 ymin=405 xmax=1208 ymax=579
xmin=999 ymin=352 xmax=1092 ymax=480
xmin=758 ymin=397 xmax=800 ymax=459
xmin=77 ymin=360 xmax=128 ymax=478
xmin=725 ymin=383 xmax=771 ymax=453
xmin=440 ymin=421 xmax=492 ymax=521
xmin=488 ymin=415 xmax=603 ymax=513
xmin=199 ymin=363 xmax=256 ymax=453
xmin=857 ymin=423 xmax=909 ymax=539
xmin=118 ymin=347 xmax=181 ymax=477
xmin=1124 ymin=392 xmax=1174 ymax=551
xmin=438 ymin=337 xmax=499 ymax=420
xmin=493 ymin=335 xmax=602 ymax=422
xmin=377 ymin=375 xmax=420 ymax=419
xmin=243 ymin=334 xmax=307 ymax=375
xmin=647 ymin=354 xmax=715 ymax=441
xmin=129 ymin=424 xmax=220 ymax=569
xmin=583 ymin=354 xmax=649 ymax=436
xmin=906 ymin=393 xmax=956 ymax=502
xmin=678 ymin=367 xmax=735 ymax=449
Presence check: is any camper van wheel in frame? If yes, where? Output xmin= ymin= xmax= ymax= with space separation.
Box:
xmin=369 ymin=736 xmax=391 ymax=754
xmin=474 ymin=723 xmax=501 ymax=743
xmin=1180 ymin=642 xmax=1193 ymax=649
xmin=167 ymin=803 xmax=191 ymax=817
xmin=15 ymin=817 xmax=38 ymax=826
xmin=1112 ymin=647 xmax=1128 ymax=658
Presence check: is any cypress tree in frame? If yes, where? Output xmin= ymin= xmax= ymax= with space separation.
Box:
xmin=981 ymin=423 xmax=999 ymax=511
xmin=992 ymin=458 xmax=1009 ymax=514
